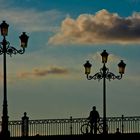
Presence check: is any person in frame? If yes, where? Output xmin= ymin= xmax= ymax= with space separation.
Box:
xmin=88 ymin=106 xmax=100 ymax=134
xmin=115 ymin=128 xmax=121 ymax=134
xmin=22 ymin=112 xmax=29 ymax=137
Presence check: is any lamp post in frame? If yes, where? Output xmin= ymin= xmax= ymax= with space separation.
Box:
xmin=84 ymin=50 xmax=126 ymax=134
xmin=0 ymin=21 xmax=29 ymax=138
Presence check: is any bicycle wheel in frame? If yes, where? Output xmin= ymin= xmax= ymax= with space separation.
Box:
xmin=98 ymin=123 xmax=108 ymax=134
xmin=98 ymin=123 xmax=103 ymax=134
xmin=81 ymin=123 xmax=91 ymax=134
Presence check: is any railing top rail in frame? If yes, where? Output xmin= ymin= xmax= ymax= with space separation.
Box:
xmin=1 ymin=115 xmax=140 ymax=124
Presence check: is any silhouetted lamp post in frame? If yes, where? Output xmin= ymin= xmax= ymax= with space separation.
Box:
xmin=0 ymin=21 xmax=29 ymax=138
xmin=84 ymin=50 xmax=126 ymax=134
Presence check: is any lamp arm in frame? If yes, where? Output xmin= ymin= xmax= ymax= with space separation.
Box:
xmin=87 ymin=71 xmax=103 ymax=81
xmin=0 ymin=45 xmax=3 ymax=54
xmin=6 ymin=46 xmax=25 ymax=56
xmin=106 ymin=71 xmax=122 ymax=81
xmin=0 ymin=41 xmax=25 ymax=56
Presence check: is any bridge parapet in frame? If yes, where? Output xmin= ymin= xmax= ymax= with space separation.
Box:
xmin=1 ymin=115 xmax=140 ymax=137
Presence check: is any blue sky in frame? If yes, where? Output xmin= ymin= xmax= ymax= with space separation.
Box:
xmin=0 ymin=0 xmax=140 ymax=120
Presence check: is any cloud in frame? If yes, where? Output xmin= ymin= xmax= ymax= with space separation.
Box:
xmin=48 ymin=9 xmax=140 ymax=45
xmin=17 ymin=66 xmax=69 ymax=79
xmin=0 ymin=8 xmax=63 ymax=33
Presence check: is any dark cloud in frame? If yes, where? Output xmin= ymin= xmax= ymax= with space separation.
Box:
xmin=48 ymin=9 xmax=140 ymax=45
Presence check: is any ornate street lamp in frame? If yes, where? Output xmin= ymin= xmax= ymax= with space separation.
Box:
xmin=84 ymin=50 xmax=126 ymax=134
xmin=0 ymin=21 xmax=29 ymax=138
xmin=83 ymin=60 xmax=92 ymax=77
xmin=118 ymin=60 xmax=126 ymax=75
xmin=101 ymin=50 xmax=109 ymax=63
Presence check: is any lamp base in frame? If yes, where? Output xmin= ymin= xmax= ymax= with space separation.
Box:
xmin=0 ymin=130 xmax=10 ymax=139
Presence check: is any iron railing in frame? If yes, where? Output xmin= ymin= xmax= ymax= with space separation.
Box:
xmin=1 ymin=115 xmax=140 ymax=137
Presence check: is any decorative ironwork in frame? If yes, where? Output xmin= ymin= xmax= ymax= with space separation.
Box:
xmin=0 ymin=39 xmax=25 ymax=56
xmin=87 ymin=67 xmax=122 ymax=81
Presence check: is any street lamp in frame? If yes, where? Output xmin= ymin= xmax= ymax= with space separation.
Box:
xmin=0 ymin=21 xmax=29 ymax=138
xmin=83 ymin=50 xmax=126 ymax=134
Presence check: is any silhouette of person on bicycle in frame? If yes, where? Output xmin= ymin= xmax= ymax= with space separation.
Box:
xmin=88 ymin=106 xmax=100 ymax=134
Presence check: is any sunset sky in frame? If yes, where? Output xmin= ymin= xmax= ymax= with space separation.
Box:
xmin=0 ymin=0 xmax=140 ymax=120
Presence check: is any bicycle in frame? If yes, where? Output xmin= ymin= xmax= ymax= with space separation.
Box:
xmin=80 ymin=120 xmax=107 ymax=134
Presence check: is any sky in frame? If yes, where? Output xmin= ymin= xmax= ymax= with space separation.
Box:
xmin=0 ymin=0 xmax=140 ymax=121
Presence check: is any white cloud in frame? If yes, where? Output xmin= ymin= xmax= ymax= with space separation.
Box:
xmin=48 ymin=9 xmax=140 ymax=45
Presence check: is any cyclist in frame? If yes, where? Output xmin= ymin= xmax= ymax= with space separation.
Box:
xmin=88 ymin=106 xmax=100 ymax=134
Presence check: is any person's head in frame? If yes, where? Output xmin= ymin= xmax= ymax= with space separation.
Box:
xmin=24 ymin=112 xmax=27 ymax=116
xmin=92 ymin=106 xmax=96 ymax=110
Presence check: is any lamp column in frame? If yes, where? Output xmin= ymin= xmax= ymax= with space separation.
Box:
xmin=103 ymin=63 xmax=107 ymax=134
xmin=0 ymin=21 xmax=29 ymax=138
xmin=1 ymin=36 xmax=9 ymax=137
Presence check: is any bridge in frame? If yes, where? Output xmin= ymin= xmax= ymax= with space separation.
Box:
xmin=1 ymin=115 xmax=140 ymax=139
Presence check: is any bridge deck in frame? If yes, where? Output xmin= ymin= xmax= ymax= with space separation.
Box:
xmin=10 ymin=133 xmax=140 ymax=140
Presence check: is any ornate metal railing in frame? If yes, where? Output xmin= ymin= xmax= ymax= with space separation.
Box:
xmin=1 ymin=115 xmax=140 ymax=137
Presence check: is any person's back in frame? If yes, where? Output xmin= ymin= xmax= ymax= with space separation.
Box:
xmin=88 ymin=106 xmax=100 ymax=134
xmin=89 ymin=109 xmax=99 ymax=123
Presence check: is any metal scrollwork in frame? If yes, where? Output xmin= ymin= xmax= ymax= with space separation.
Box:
xmin=106 ymin=72 xmax=122 ymax=81
xmin=0 ymin=41 xmax=25 ymax=57
xmin=88 ymin=72 xmax=103 ymax=81
xmin=87 ymin=66 xmax=122 ymax=81
xmin=6 ymin=46 xmax=25 ymax=56
xmin=0 ymin=46 xmax=3 ymax=55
